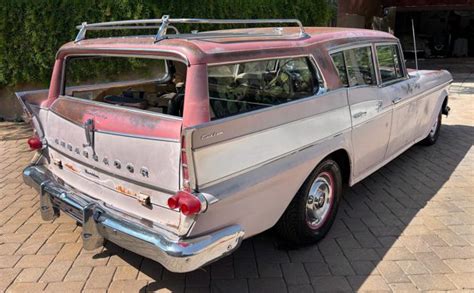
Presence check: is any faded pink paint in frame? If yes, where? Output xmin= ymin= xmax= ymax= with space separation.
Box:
xmin=43 ymin=26 xmax=397 ymax=133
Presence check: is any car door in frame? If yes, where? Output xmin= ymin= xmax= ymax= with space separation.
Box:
xmin=374 ymin=43 xmax=417 ymax=158
xmin=331 ymin=45 xmax=393 ymax=179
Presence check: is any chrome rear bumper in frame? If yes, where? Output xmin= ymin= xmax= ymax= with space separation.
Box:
xmin=23 ymin=165 xmax=244 ymax=273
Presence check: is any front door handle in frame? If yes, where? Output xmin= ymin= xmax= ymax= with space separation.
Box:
xmin=353 ymin=111 xmax=367 ymax=119
xmin=392 ymin=97 xmax=402 ymax=104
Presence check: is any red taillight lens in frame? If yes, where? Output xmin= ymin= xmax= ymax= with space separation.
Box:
xmin=27 ymin=136 xmax=42 ymax=150
xmin=167 ymin=191 xmax=202 ymax=216
xmin=167 ymin=194 xmax=180 ymax=209
xmin=179 ymin=194 xmax=201 ymax=216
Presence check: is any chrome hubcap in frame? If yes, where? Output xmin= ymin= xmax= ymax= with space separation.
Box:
xmin=429 ymin=116 xmax=439 ymax=137
xmin=306 ymin=172 xmax=333 ymax=229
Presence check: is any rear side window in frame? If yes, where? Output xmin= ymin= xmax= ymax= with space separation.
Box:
xmin=208 ymin=57 xmax=322 ymax=119
xmin=343 ymin=46 xmax=376 ymax=86
xmin=376 ymin=44 xmax=404 ymax=83
xmin=330 ymin=52 xmax=348 ymax=87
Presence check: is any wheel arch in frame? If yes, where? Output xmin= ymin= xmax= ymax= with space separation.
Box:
xmin=325 ymin=148 xmax=352 ymax=186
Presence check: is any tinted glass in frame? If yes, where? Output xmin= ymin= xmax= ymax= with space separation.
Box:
xmin=377 ymin=44 xmax=403 ymax=83
xmin=208 ymin=57 xmax=320 ymax=119
xmin=330 ymin=52 xmax=348 ymax=87
xmin=343 ymin=46 xmax=376 ymax=86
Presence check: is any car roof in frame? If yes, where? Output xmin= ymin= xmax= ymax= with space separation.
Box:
xmin=58 ymin=27 xmax=397 ymax=65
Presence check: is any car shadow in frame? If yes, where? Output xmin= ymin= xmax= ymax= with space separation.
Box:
xmin=91 ymin=123 xmax=473 ymax=292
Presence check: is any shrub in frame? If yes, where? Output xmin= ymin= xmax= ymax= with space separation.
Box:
xmin=0 ymin=0 xmax=332 ymax=88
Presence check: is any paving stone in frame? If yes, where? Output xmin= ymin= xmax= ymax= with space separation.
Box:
xmin=45 ymin=281 xmax=85 ymax=292
xmin=248 ymin=278 xmax=287 ymax=293
xmin=14 ymin=254 xmax=54 ymax=268
xmin=288 ymin=284 xmax=314 ymax=293
xmin=281 ymin=263 xmax=309 ymax=285
xmin=14 ymin=267 xmax=44 ymax=283
xmin=113 ymin=265 xmax=139 ymax=280
xmin=303 ymin=262 xmax=331 ymax=277
xmin=376 ymin=260 xmax=410 ymax=283
xmin=444 ymin=258 xmax=474 ymax=273
xmin=0 ymin=255 xmax=21 ymax=268
xmin=84 ymin=266 xmax=116 ymax=289
xmin=409 ymin=274 xmax=457 ymax=291
xmin=415 ymin=252 xmax=453 ymax=274
xmin=210 ymin=279 xmax=248 ymax=293
xmin=108 ymin=279 xmax=148 ymax=292
xmin=389 ymin=282 xmax=418 ymax=292
xmin=64 ymin=266 xmax=92 ymax=282
xmin=310 ymin=276 xmax=352 ymax=292
xmin=40 ymin=260 xmax=73 ymax=282
xmin=446 ymin=272 xmax=474 ymax=289
xmin=396 ymin=260 xmax=429 ymax=275
xmin=6 ymin=281 xmax=47 ymax=292
xmin=0 ymin=268 xmax=21 ymax=292
xmin=347 ymin=275 xmax=390 ymax=291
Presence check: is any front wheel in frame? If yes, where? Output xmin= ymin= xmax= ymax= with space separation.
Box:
xmin=275 ymin=159 xmax=342 ymax=245
xmin=420 ymin=109 xmax=442 ymax=146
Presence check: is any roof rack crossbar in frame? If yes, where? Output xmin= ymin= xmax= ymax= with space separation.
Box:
xmin=74 ymin=15 xmax=308 ymax=43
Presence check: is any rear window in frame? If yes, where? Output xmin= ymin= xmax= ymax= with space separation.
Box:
xmin=208 ymin=57 xmax=324 ymax=119
xmin=63 ymin=56 xmax=187 ymax=117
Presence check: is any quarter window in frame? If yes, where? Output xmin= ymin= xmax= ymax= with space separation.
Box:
xmin=376 ymin=44 xmax=404 ymax=83
xmin=343 ymin=46 xmax=376 ymax=87
xmin=208 ymin=57 xmax=323 ymax=119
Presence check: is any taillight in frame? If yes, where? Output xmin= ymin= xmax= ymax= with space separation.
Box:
xmin=181 ymin=136 xmax=190 ymax=191
xmin=167 ymin=190 xmax=203 ymax=216
xmin=167 ymin=194 xmax=180 ymax=210
xmin=170 ymin=136 xmax=205 ymax=216
xmin=27 ymin=136 xmax=42 ymax=150
xmin=179 ymin=193 xmax=202 ymax=216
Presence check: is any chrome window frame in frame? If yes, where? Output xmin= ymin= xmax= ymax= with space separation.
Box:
xmin=328 ymin=43 xmax=380 ymax=89
xmin=374 ymin=41 xmax=408 ymax=87
xmin=58 ymin=53 xmax=187 ymax=121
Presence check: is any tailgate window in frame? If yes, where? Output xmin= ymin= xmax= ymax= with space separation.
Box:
xmin=64 ymin=56 xmax=188 ymax=117
xmin=208 ymin=57 xmax=325 ymax=119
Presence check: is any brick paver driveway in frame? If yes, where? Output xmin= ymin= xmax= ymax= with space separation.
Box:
xmin=1 ymin=60 xmax=473 ymax=292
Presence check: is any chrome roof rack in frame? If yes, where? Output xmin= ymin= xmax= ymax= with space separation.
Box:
xmin=74 ymin=15 xmax=309 ymax=43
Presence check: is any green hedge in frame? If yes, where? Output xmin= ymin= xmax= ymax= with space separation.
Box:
xmin=0 ymin=0 xmax=333 ymax=88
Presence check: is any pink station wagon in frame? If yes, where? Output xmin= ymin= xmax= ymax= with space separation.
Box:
xmin=18 ymin=16 xmax=452 ymax=272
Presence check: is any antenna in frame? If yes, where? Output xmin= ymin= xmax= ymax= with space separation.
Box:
xmin=411 ymin=18 xmax=418 ymax=71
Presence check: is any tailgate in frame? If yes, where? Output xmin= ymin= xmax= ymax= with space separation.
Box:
xmin=46 ymin=97 xmax=182 ymax=207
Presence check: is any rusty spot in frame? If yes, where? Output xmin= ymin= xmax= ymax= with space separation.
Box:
xmin=64 ymin=163 xmax=78 ymax=173
xmin=115 ymin=185 xmax=136 ymax=197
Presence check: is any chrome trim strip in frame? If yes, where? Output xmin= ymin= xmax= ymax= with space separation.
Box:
xmin=23 ymin=165 xmax=244 ymax=273
xmin=53 ymin=96 xmax=183 ymax=122
xmin=57 ymin=48 xmax=190 ymax=66
xmin=96 ymin=130 xmax=180 ymax=143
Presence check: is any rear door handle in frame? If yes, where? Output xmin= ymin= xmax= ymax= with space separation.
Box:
xmin=392 ymin=97 xmax=402 ymax=104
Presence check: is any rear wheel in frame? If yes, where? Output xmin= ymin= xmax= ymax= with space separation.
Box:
xmin=275 ymin=159 xmax=342 ymax=245
xmin=420 ymin=110 xmax=442 ymax=146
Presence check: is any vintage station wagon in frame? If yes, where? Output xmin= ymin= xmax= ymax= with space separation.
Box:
xmin=18 ymin=16 xmax=452 ymax=272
